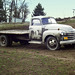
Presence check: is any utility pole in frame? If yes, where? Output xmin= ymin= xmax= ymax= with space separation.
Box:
xmin=14 ymin=0 xmax=17 ymax=23
xmin=73 ymin=9 xmax=75 ymax=17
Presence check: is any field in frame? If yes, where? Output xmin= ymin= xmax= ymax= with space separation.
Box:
xmin=0 ymin=22 xmax=29 ymax=30
xmin=0 ymin=44 xmax=75 ymax=75
xmin=58 ymin=19 xmax=75 ymax=28
xmin=0 ymin=20 xmax=75 ymax=75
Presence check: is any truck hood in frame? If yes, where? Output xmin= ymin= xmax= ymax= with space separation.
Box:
xmin=44 ymin=24 xmax=74 ymax=32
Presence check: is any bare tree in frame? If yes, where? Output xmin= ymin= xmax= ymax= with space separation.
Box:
xmin=21 ymin=3 xmax=29 ymax=22
xmin=9 ymin=0 xmax=15 ymax=22
xmin=18 ymin=0 xmax=29 ymax=22
xmin=2 ymin=0 xmax=9 ymax=22
xmin=3 ymin=0 xmax=29 ymax=23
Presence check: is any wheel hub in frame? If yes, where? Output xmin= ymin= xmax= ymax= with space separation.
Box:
xmin=49 ymin=39 xmax=56 ymax=46
xmin=1 ymin=38 xmax=6 ymax=44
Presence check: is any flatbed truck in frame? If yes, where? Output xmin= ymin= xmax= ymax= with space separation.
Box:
xmin=0 ymin=16 xmax=75 ymax=50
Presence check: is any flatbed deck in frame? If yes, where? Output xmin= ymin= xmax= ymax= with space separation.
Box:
xmin=0 ymin=30 xmax=29 ymax=35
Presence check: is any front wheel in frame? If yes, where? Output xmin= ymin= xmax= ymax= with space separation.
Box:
xmin=46 ymin=36 xmax=60 ymax=50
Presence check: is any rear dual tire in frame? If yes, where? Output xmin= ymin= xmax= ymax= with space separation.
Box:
xmin=0 ymin=35 xmax=12 ymax=47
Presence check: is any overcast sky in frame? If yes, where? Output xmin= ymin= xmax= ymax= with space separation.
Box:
xmin=26 ymin=0 xmax=75 ymax=20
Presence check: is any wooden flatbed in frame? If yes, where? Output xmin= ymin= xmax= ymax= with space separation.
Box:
xmin=0 ymin=30 xmax=29 ymax=34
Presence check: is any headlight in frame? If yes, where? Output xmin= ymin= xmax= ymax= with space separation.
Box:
xmin=61 ymin=32 xmax=64 ymax=35
xmin=60 ymin=32 xmax=67 ymax=35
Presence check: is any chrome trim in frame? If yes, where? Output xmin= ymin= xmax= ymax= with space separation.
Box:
xmin=60 ymin=39 xmax=75 ymax=45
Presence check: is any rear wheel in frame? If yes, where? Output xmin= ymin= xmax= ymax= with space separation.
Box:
xmin=0 ymin=35 xmax=12 ymax=47
xmin=46 ymin=36 xmax=60 ymax=50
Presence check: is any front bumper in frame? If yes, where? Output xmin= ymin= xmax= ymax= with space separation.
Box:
xmin=60 ymin=39 xmax=75 ymax=45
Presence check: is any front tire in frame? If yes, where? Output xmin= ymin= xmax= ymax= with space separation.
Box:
xmin=46 ymin=36 xmax=60 ymax=50
xmin=0 ymin=35 xmax=12 ymax=47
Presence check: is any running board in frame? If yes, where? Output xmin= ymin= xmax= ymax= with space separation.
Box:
xmin=29 ymin=41 xmax=42 ymax=44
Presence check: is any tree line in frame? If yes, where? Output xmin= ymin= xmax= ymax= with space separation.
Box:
xmin=0 ymin=0 xmax=29 ymax=22
xmin=0 ymin=0 xmax=46 ymax=23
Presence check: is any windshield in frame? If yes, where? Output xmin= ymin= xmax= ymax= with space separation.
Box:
xmin=42 ymin=17 xmax=57 ymax=25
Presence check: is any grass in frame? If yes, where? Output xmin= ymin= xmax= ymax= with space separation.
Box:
xmin=0 ymin=46 xmax=75 ymax=75
xmin=0 ymin=19 xmax=75 ymax=30
xmin=58 ymin=19 xmax=75 ymax=24
xmin=0 ymin=22 xmax=29 ymax=30
xmin=58 ymin=19 xmax=75 ymax=28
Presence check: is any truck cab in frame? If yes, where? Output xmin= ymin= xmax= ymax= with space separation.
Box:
xmin=29 ymin=16 xmax=57 ymax=40
xmin=29 ymin=16 xmax=75 ymax=50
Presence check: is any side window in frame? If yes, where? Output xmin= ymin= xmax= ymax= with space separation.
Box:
xmin=42 ymin=18 xmax=49 ymax=25
xmin=32 ymin=19 xmax=41 ymax=25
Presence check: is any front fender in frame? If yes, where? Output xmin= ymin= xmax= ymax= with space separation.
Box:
xmin=42 ymin=30 xmax=61 ymax=43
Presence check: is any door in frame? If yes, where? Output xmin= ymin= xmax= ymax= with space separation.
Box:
xmin=29 ymin=18 xmax=42 ymax=41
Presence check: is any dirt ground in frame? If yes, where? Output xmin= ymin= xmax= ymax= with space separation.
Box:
xmin=0 ymin=43 xmax=75 ymax=75
xmin=11 ymin=43 xmax=75 ymax=61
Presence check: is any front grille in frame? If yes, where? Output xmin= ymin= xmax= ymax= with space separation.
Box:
xmin=66 ymin=33 xmax=75 ymax=40
xmin=61 ymin=32 xmax=75 ymax=41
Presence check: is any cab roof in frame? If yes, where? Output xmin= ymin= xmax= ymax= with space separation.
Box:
xmin=32 ymin=16 xmax=52 ymax=19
